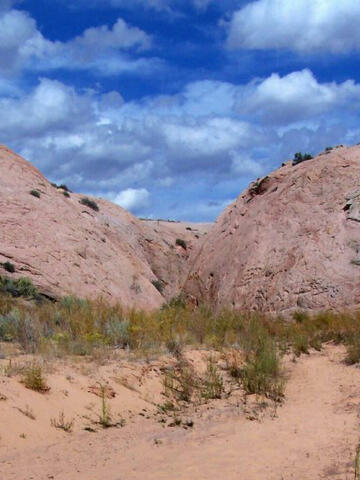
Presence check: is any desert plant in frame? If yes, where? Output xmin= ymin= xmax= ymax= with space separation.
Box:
xmin=63 ymin=191 xmax=70 ymax=198
xmin=0 ymin=276 xmax=39 ymax=299
xmin=201 ymin=356 xmax=224 ymax=400
xmin=240 ymin=336 xmax=284 ymax=401
xmin=175 ymin=238 xmax=187 ymax=249
xmin=292 ymin=152 xmax=313 ymax=166
xmin=2 ymin=262 xmax=15 ymax=273
xmin=22 ymin=363 xmax=49 ymax=393
xmin=152 ymin=279 xmax=164 ymax=294
xmin=29 ymin=189 xmax=41 ymax=198
xmin=16 ymin=405 xmax=36 ymax=420
xmin=99 ymin=384 xmax=112 ymax=427
xmin=59 ymin=184 xmax=71 ymax=192
xmin=345 ymin=335 xmax=360 ymax=365
xmin=80 ymin=197 xmax=99 ymax=212
xmin=51 ymin=411 xmax=74 ymax=432
xmin=164 ymin=360 xmax=198 ymax=403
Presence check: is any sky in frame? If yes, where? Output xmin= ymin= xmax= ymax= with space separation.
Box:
xmin=1 ymin=0 xmax=360 ymax=221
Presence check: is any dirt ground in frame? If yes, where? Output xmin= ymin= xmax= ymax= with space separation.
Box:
xmin=0 ymin=345 xmax=359 ymax=480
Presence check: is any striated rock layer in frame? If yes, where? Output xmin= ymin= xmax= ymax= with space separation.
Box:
xmin=184 ymin=145 xmax=360 ymax=314
xmin=0 ymin=145 xmax=210 ymax=309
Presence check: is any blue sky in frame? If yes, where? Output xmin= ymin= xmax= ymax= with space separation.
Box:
xmin=1 ymin=0 xmax=360 ymax=221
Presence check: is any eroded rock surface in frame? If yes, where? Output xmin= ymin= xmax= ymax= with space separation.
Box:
xmin=0 ymin=145 xmax=210 ymax=308
xmin=184 ymin=145 xmax=360 ymax=314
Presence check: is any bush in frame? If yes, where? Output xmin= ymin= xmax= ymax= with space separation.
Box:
xmin=345 ymin=335 xmax=360 ymax=365
xmin=292 ymin=152 xmax=313 ymax=166
xmin=59 ymin=184 xmax=71 ymax=192
xmin=240 ymin=336 xmax=284 ymax=401
xmin=80 ymin=197 xmax=99 ymax=212
xmin=201 ymin=356 xmax=224 ymax=400
xmin=175 ymin=238 xmax=187 ymax=249
xmin=152 ymin=280 xmax=164 ymax=294
xmin=2 ymin=261 xmax=15 ymax=273
xmin=22 ymin=363 xmax=49 ymax=393
xmin=63 ymin=191 xmax=70 ymax=198
xmin=0 ymin=276 xmax=39 ymax=299
xmin=29 ymin=190 xmax=41 ymax=198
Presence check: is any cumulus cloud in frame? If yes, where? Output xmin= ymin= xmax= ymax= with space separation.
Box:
xmin=227 ymin=0 xmax=360 ymax=53
xmin=114 ymin=188 xmax=150 ymax=212
xmin=1 ymin=69 xmax=360 ymax=220
xmin=239 ymin=69 xmax=360 ymax=123
xmin=0 ymin=7 xmax=154 ymax=76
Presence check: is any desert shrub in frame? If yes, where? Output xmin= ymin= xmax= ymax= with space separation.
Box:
xmin=201 ymin=356 xmax=224 ymax=400
xmin=22 ymin=363 xmax=49 ymax=392
xmin=59 ymin=184 xmax=71 ymax=192
xmin=63 ymin=191 xmax=70 ymax=198
xmin=163 ymin=294 xmax=186 ymax=310
xmin=152 ymin=280 xmax=164 ymax=294
xmin=292 ymin=152 xmax=313 ymax=166
xmin=51 ymin=411 xmax=74 ymax=432
xmin=0 ymin=276 xmax=39 ymax=299
xmin=2 ymin=261 xmax=15 ymax=273
xmin=29 ymin=189 xmax=41 ymax=198
xmin=164 ymin=359 xmax=198 ymax=403
xmin=240 ymin=335 xmax=284 ymax=401
xmin=345 ymin=335 xmax=360 ymax=365
xmin=80 ymin=197 xmax=99 ymax=212
xmin=175 ymin=238 xmax=187 ymax=249
xmin=292 ymin=331 xmax=310 ymax=357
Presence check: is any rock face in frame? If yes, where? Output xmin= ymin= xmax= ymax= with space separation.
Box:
xmin=0 ymin=145 xmax=210 ymax=309
xmin=184 ymin=145 xmax=360 ymax=314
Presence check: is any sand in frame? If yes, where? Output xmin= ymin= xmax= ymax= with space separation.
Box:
xmin=0 ymin=345 xmax=359 ymax=479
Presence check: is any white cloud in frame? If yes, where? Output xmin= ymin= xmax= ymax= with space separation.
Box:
xmin=66 ymin=18 xmax=151 ymax=55
xmin=227 ymin=0 xmax=360 ymax=53
xmin=0 ymin=7 xmax=153 ymax=76
xmin=2 ymin=69 xmax=360 ymax=220
xmin=114 ymin=188 xmax=150 ymax=211
xmin=230 ymin=152 xmax=264 ymax=176
xmin=240 ymin=69 xmax=360 ymax=123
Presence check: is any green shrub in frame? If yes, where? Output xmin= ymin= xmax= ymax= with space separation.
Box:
xmin=345 ymin=335 xmax=360 ymax=365
xmin=2 ymin=261 xmax=15 ymax=273
xmin=292 ymin=152 xmax=313 ymax=166
xmin=0 ymin=276 xmax=39 ymax=299
xmin=29 ymin=190 xmax=40 ymax=198
xmin=80 ymin=197 xmax=99 ymax=212
xmin=63 ymin=191 xmax=70 ymax=198
xmin=152 ymin=280 xmax=164 ymax=294
xmin=22 ymin=363 xmax=49 ymax=393
xmin=240 ymin=336 xmax=284 ymax=401
xmin=201 ymin=356 xmax=224 ymax=400
xmin=175 ymin=238 xmax=187 ymax=249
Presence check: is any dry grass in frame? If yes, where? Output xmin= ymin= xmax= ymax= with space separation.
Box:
xmin=2 ymin=283 xmax=360 ymax=401
xmin=21 ymin=362 xmax=49 ymax=393
xmin=51 ymin=411 xmax=74 ymax=432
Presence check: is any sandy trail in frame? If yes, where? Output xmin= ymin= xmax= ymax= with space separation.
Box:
xmin=1 ymin=346 xmax=360 ymax=480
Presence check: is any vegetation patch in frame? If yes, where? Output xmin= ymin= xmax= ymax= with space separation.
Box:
xmin=29 ymin=189 xmax=41 ymax=198
xmin=292 ymin=152 xmax=313 ymax=166
xmin=175 ymin=238 xmax=187 ymax=249
xmin=51 ymin=411 xmax=74 ymax=432
xmin=22 ymin=363 xmax=49 ymax=393
xmin=152 ymin=279 xmax=164 ymax=294
xmin=2 ymin=261 xmax=15 ymax=273
xmin=80 ymin=197 xmax=99 ymax=212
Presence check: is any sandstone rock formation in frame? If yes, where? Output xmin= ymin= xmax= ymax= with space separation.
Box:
xmin=0 ymin=145 xmax=210 ymax=309
xmin=184 ymin=145 xmax=360 ymax=314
